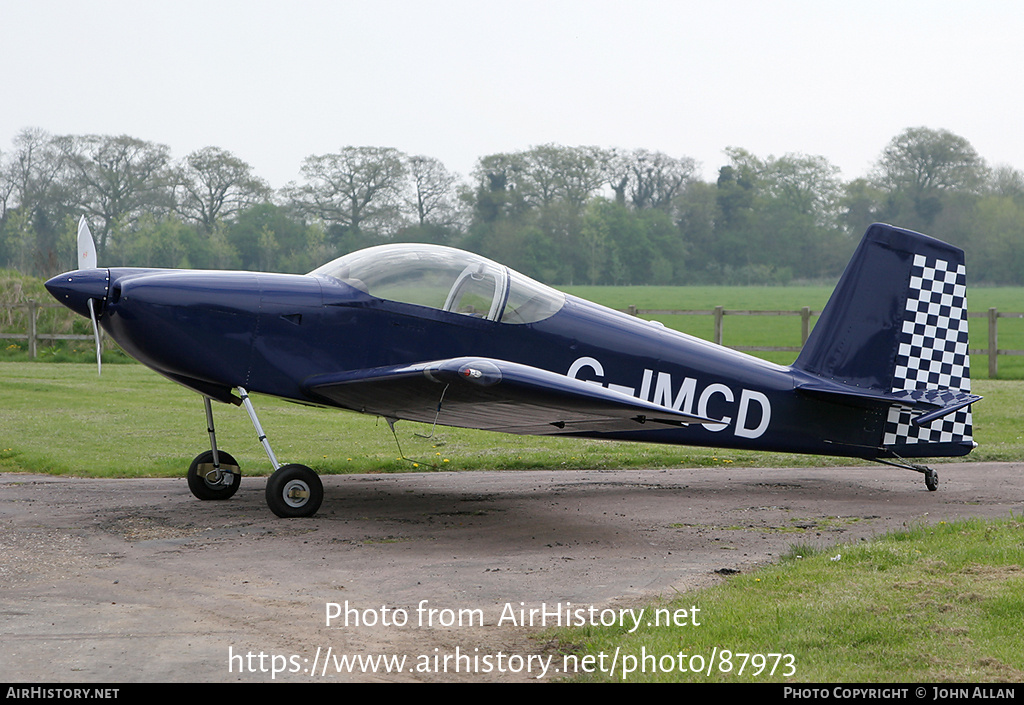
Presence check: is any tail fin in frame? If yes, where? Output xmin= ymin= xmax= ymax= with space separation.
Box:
xmin=794 ymin=223 xmax=977 ymax=457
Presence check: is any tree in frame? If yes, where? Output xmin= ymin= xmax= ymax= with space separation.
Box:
xmin=967 ymin=194 xmax=1024 ymax=284
xmin=841 ymin=178 xmax=885 ymax=238
xmin=5 ymin=129 xmax=67 ymax=219
xmin=466 ymin=146 xmax=612 ymax=283
xmin=577 ymin=199 xmax=684 ymax=284
xmin=706 ymin=149 xmax=849 ymax=280
xmin=468 ymin=151 xmax=530 ymax=224
xmin=59 ymin=134 xmax=174 ymax=258
xmin=405 ymin=155 xmax=460 ymax=228
xmin=986 ymin=165 xmax=1024 ymax=201
xmin=0 ymin=147 xmax=11 ymax=222
xmin=119 ymin=215 xmax=215 ymax=269
xmin=174 ymin=147 xmax=270 ymax=231
xmin=0 ymin=129 xmax=76 ymax=275
xmin=607 ymin=148 xmax=696 ymax=211
xmin=522 ymin=146 xmax=609 ymax=283
xmin=518 ymin=144 xmax=609 ymax=209
xmin=873 ymin=127 xmax=988 ymax=229
xmin=672 ymin=179 xmax=718 ymax=274
xmin=876 ymin=127 xmax=987 ymax=194
xmin=288 ymin=146 xmax=407 ymax=242
xmin=227 ymin=203 xmax=316 ymax=272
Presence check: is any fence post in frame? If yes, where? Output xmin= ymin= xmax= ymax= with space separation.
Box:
xmin=627 ymin=305 xmax=637 ymax=317
xmin=988 ymin=307 xmax=998 ymax=379
xmin=800 ymin=306 xmax=811 ymax=346
xmin=713 ymin=306 xmax=724 ymax=346
xmin=27 ymin=300 xmax=38 ymax=358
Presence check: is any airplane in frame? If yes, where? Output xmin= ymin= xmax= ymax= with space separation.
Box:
xmin=45 ymin=219 xmax=980 ymax=517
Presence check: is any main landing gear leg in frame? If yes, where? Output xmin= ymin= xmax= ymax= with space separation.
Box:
xmin=875 ymin=457 xmax=938 ymax=492
xmin=237 ymin=387 xmax=324 ymax=518
xmin=186 ymin=396 xmax=241 ymax=500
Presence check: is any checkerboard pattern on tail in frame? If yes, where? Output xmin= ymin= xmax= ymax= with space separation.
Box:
xmin=883 ymin=254 xmax=973 ymax=446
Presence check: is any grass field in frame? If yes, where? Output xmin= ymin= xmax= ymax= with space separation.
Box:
xmin=553 ymin=516 xmax=1024 ymax=682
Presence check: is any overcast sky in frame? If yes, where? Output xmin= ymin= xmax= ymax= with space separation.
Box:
xmin=3 ymin=0 xmax=1022 ymax=189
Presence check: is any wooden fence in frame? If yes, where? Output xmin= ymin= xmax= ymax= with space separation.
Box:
xmin=2 ymin=301 xmax=101 ymax=358
xmin=3 ymin=301 xmax=1023 ymax=378
xmin=623 ymin=305 xmax=1023 ymax=379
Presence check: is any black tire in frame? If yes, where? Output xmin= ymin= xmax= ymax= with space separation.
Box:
xmin=925 ymin=468 xmax=938 ymax=492
xmin=187 ymin=450 xmax=241 ymax=500
xmin=265 ymin=464 xmax=323 ymax=518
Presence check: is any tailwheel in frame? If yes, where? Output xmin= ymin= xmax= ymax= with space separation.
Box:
xmin=265 ymin=464 xmax=323 ymax=518
xmin=874 ymin=457 xmax=940 ymax=492
xmin=187 ymin=450 xmax=241 ymax=500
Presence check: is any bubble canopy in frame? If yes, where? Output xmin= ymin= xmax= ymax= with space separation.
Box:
xmin=310 ymin=244 xmax=565 ymax=324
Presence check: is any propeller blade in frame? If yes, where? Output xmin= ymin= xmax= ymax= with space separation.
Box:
xmin=87 ymin=297 xmax=102 ymax=375
xmin=78 ymin=217 xmax=102 ymax=374
xmin=77 ymin=216 xmax=97 ymax=270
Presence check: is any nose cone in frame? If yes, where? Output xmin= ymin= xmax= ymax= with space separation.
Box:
xmin=45 ymin=269 xmax=110 ymax=318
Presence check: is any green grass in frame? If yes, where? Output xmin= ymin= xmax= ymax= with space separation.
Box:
xmin=551 ymin=517 xmax=1024 ymax=682
xmin=0 ymin=363 xmax=1021 ymax=478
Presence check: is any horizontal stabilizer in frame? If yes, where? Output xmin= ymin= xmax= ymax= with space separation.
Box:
xmin=304 ymin=357 xmax=716 ymax=435
xmin=893 ymin=389 xmax=981 ymax=426
xmin=797 ymin=380 xmax=981 ymax=426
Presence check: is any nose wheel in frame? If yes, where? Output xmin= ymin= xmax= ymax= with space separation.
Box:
xmin=187 ymin=397 xmax=242 ymax=501
xmin=187 ymin=450 xmax=241 ymax=500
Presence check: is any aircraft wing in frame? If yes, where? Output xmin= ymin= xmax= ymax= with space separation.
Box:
xmin=303 ymin=356 xmax=716 ymax=435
